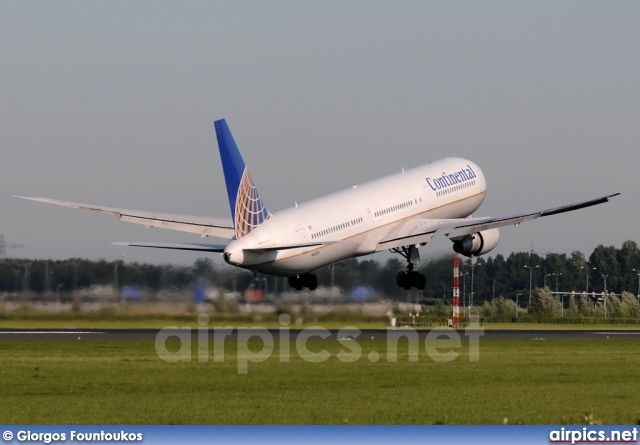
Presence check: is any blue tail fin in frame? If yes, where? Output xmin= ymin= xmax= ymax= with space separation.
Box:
xmin=214 ymin=119 xmax=271 ymax=239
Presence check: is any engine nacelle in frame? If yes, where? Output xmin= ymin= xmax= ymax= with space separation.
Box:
xmin=452 ymin=228 xmax=500 ymax=257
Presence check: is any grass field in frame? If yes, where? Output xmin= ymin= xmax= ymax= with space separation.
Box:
xmin=1 ymin=337 xmax=639 ymax=424
xmin=0 ymin=319 xmax=391 ymax=330
xmin=1 ymin=318 xmax=639 ymax=330
xmin=2 ymin=303 xmax=638 ymax=330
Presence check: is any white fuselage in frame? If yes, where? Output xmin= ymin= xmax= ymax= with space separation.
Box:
xmin=223 ymin=157 xmax=487 ymax=276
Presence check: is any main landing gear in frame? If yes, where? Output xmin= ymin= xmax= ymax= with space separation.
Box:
xmin=288 ymin=274 xmax=318 ymax=291
xmin=391 ymin=245 xmax=426 ymax=291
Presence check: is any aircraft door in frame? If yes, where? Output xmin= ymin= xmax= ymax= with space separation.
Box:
xmin=422 ymin=187 xmax=433 ymax=211
xmin=296 ymin=227 xmax=309 ymax=252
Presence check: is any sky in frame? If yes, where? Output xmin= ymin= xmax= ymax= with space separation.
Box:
xmin=1 ymin=1 xmax=639 ymax=267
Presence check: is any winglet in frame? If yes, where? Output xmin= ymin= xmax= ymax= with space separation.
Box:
xmin=214 ymin=119 xmax=270 ymax=239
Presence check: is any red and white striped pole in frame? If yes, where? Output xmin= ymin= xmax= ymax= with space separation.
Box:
xmin=453 ymin=256 xmax=460 ymax=328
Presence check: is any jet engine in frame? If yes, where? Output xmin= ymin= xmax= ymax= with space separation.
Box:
xmin=452 ymin=228 xmax=500 ymax=257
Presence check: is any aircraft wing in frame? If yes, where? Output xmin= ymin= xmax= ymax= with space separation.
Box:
xmin=376 ymin=193 xmax=620 ymax=251
xmin=14 ymin=196 xmax=235 ymax=239
xmin=375 ymin=218 xmax=439 ymax=251
xmin=112 ymin=242 xmax=226 ymax=252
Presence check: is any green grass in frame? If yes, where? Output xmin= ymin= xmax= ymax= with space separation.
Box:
xmin=469 ymin=322 xmax=640 ymax=331
xmin=2 ymin=303 xmax=638 ymax=330
xmin=1 ymin=318 xmax=639 ymax=330
xmin=0 ymin=319 xmax=391 ymax=329
xmin=1 ymin=338 xmax=639 ymax=424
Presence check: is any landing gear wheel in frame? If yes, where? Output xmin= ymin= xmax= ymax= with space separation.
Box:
xmin=395 ymin=270 xmax=426 ymax=290
xmin=306 ymin=274 xmax=318 ymax=291
xmin=410 ymin=271 xmax=426 ymax=290
xmin=410 ymin=271 xmax=420 ymax=286
xmin=396 ymin=271 xmax=405 ymax=287
xmin=288 ymin=274 xmax=318 ymax=291
xmin=416 ymin=273 xmax=426 ymax=291
xmin=402 ymin=278 xmax=412 ymax=291
xmin=288 ymin=276 xmax=303 ymax=291
xmin=391 ymin=246 xmax=426 ymax=290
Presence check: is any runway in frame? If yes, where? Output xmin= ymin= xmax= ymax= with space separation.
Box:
xmin=1 ymin=328 xmax=639 ymax=341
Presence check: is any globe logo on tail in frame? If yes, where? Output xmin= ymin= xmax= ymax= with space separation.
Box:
xmin=234 ymin=169 xmax=270 ymax=238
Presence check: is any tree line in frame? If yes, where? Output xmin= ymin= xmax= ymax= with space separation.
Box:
xmin=1 ymin=240 xmax=640 ymax=305
xmin=419 ymin=240 xmax=640 ymax=306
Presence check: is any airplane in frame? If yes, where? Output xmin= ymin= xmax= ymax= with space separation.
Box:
xmin=15 ymin=119 xmax=619 ymax=291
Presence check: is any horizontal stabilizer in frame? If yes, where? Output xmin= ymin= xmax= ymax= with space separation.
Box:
xmin=112 ymin=242 xmax=226 ymax=252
